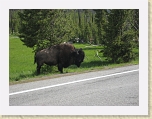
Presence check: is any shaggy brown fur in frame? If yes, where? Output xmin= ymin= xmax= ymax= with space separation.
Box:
xmin=34 ymin=43 xmax=85 ymax=74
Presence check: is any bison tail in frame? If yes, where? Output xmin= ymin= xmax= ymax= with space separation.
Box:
xmin=34 ymin=54 xmax=36 ymax=64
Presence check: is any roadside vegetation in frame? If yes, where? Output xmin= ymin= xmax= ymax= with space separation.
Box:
xmin=9 ymin=9 xmax=139 ymax=83
xmin=9 ymin=35 xmax=139 ymax=83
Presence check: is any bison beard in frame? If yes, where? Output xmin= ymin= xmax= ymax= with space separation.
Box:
xmin=34 ymin=43 xmax=85 ymax=75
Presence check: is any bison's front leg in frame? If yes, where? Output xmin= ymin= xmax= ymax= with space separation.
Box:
xmin=58 ymin=64 xmax=63 ymax=73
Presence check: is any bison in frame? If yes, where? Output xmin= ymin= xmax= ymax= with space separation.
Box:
xmin=34 ymin=43 xmax=85 ymax=74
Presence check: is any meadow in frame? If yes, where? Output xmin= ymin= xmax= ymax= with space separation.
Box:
xmin=9 ymin=35 xmax=139 ymax=83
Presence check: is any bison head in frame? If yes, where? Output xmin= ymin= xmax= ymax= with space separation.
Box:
xmin=74 ymin=48 xmax=85 ymax=67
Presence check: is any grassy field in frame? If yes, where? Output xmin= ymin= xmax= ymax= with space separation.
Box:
xmin=9 ymin=35 xmax=139 ymax=83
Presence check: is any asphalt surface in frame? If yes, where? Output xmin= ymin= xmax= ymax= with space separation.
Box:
xmin=9 ymin=65 xmax=139 ymax=106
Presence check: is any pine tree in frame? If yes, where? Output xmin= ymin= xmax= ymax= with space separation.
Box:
xmin=9 ymin=9 xmax=21 ymax=34
xmin=94 ymin=9 xmax=107 ymax=45
xmin=127 ymin=9 xmax=139 ymax=47
xmin=69 ymin=9 xmax=97 ymax=43
xmin=103 ymin=9 xmax=136 ymax=63
xmin=18 ymin=9 xmax=73 ymax=52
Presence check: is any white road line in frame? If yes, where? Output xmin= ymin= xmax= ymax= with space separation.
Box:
xmin=9 ymin=69 xmax=139 ymax=96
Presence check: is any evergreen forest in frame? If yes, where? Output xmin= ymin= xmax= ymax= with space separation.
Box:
xmin=9 ymin=9 xmax=139 ymax=63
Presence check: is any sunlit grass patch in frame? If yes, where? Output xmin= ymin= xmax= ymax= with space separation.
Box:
xmin=9 ymin=36 xmax=139 ymax=83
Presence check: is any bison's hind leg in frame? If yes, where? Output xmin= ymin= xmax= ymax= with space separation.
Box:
xmin=36 ymin=63 xmax=43 ymax=75
xmin=36 ymin=65 xmax=41 ymax=75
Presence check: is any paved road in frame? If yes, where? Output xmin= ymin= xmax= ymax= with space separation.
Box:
xmin=9 ymin=65 xmax=139 ymax=106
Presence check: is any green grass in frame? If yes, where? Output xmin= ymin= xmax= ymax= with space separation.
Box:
xmin=9 ymin=35 xmax=139 ymax=83
xmin=9 ymin=36 xmax=35 ymax=81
